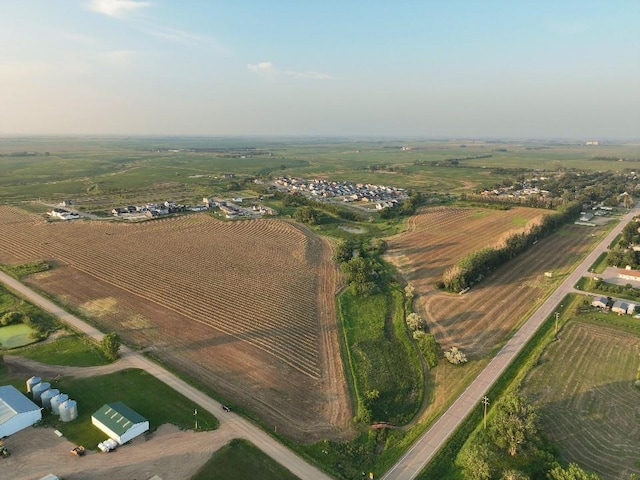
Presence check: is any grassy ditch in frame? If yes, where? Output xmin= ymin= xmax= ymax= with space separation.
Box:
xmin=40 ymin=368 xmax=219 ymax=448
xmin=339 ymin=287 xmax=423 ymax=425
xmin=589 ymin=251 xmax=609 ymax=274
xmin=191 ymin=439 xmax=300 ymax=480
xmin=0 ymin=261 xmax=50 ymax=279
xmin=13 ymin=333 xmax=110 ymax=366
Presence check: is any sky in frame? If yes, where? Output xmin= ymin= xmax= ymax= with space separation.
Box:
xmin=1 ymin=0 xmax=638 ymax=138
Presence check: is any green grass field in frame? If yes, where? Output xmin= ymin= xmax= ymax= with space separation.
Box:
xmin=42 ymin=368 xmax=219 ymax=448
xmin=191 ymin=439 xmax=300 ymax=480
xmin=13 ymin=334 xmax=109 ymax=366
xmin=338 ymin=287 xmax=422 ymax=425
xmin=2 ymin=137 xmax=639 ymax=207
xmin=0 ymin=324 xmax=38 ymax=349
xmin=521 ymin=318 xmax=640 ymax=479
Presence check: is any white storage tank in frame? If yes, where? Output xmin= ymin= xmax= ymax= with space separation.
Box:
xmin=59 ymin=399 xmax=78 ymax=422
xmin=26 ymin=376 xmax=41 ymax=393
xmin=41 ymin=388 xmax=60 ymax=409
xmin=32 ymin=382 xmax=51 ymax=403
xmin=51 ymin=393 xmax=69 ymax=415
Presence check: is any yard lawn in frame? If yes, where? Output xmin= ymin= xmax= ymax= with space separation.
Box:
xmin=42 ymin=368 xmax=219 ymax=449
xmin=191 ymin=439 xmax=299 ymax=480
xmin=13 ymin=333 xmax=109 ymax=366
xmin=0 ymin=324 xmax=38 ymax=349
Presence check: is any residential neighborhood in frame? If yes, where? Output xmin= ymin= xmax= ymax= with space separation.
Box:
xmin=274 ymin=176 xmax=408 ymax=207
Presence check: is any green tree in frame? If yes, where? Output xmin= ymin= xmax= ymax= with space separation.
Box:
xmin=341 ymin=257 xmax=380 ymax=295
xmin=547 ymin=463 xmax=600 ymax=480
xmin=490 ymin=394 xmax=538 ymax=456
xmin=458 ymin=444 xmax=493 ymax=480
xmin=501 ymin=470 xmax=529 ymax=480
xmin=101 ymin=332 xmax=121 ymax=361
xmin=294 ymin=206 xmax=321 ymax=225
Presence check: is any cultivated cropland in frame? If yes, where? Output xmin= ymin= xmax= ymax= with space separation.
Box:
xmin=1 ymin=136 xmax=640 ymax=479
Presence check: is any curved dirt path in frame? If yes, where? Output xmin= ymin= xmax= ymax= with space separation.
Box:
xmin=0 ymin=270 xmax=333 ymax=480
xmin=3 ymin=354 xmax=131 ymax=380
xmin=382 ymin=207 xmax=639 ymax=480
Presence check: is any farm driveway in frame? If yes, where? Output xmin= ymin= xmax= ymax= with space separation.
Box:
xmin=0 ymin=270 xmax=333 ymax=480
xmin=382 ymin=207 xmax=639 ymax=480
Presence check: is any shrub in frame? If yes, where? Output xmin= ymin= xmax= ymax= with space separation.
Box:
xmin=1 ymin=311 xmax=22 ymax=326
xmin=445 ymin=346 xmax=468 ymax=365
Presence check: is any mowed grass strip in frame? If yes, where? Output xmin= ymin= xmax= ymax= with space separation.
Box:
xmin=191 ymin=439 xmax=300 ymax=480
xmin=339 ymin=288 xmax=422 ymax=424
xmin=13 ymin=334 xmax=109 ymax=366
xmin=43 ymin=368 xmax=219 ymax=448
xmin=522 ymin=320 xmax=640 ymax=479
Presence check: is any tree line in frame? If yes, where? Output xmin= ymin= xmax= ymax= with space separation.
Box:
xmin=273 ymin=191 xmax=362 ymax=223
xmin=440 ymin=202 xmax=582 ymax=292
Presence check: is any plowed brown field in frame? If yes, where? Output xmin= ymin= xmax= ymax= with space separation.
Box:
xmin=386 ymin=205 xmax=609 ymax=421
xmin=0 ymin=206 xmax=352 ymax=442
xmin=386 ymin=206 xmax=602 ymax=357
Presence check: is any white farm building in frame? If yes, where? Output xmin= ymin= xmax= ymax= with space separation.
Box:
xmin=0 ymin=385 xmax=42 ymax=438
xmin=91 ymin=402 xmax=149 ymax=445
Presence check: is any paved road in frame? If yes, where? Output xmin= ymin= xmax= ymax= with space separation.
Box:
xmin=0 ymin=270 xmax=333 ymax=480
xmin=382 ymin=207 xmax=639 ymax=480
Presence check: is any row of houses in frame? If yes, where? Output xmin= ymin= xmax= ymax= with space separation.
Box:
xmin=111 ymin=200 xmax=209 ymax=218
xmin=274 ymin=176 xmax=408 ymax=204
xmin=48 ymin=208 xmax=80 ymax=221
xmin=591 ymin=296 xmax=637 ymax=315
xmin=203 ymin=198 xmax=276 ymax=219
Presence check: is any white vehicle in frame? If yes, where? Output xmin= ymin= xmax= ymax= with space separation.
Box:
xmin=98 ymin=438 xmax=118 ymax=453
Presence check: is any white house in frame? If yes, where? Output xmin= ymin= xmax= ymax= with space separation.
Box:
xmin=611 ymin=300 xmax=631 ymax=315
xmin=0 ymin=385 xmax=42 ymax=437
xmin=591 ymin=296 xmax=609 ymax=309
xmin=91 ymin=402 xmax=149 ymax=445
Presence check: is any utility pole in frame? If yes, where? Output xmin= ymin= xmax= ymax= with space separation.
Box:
xmin=194 ymin=409 xmax=198 ymax=430
xmin=482 ymin=396 xmax=490 ymax=429
xmin=555 ymin=312 xmax=560 ymax=335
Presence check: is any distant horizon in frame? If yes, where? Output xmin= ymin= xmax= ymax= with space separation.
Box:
xmin=1 ymin=133 xmax=638 ymax=143
xmin=2 ymin=1 xmax=638 ymax=138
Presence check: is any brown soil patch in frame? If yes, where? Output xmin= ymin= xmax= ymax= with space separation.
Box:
xmin=0 ymin=206 xmax=352 ymax=442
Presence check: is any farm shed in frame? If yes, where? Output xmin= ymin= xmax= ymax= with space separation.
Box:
xmin=611 ymin=301 xmax=631 ymax=315
xmin=591 ymin=296 xmax=609 ymax=309
xmin=0 ymin=385 xmax=42 ymax=437
xmin=91 ymin=402 xmax=149 ymax=445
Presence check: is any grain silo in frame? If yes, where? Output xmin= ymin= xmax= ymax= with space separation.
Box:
xmin=59 ymin=399 xmax=78 ymax=422
xmin=41 ymin=389 xmax=60 ymax=410
xmin=50 ymin=393 xmax=69 ymax=415
xmin=31 ymin=382 xmax=50 ymax=403
xmin=26 ymin=376 xmax=41 ymax=393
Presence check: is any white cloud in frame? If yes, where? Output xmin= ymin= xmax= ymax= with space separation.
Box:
xmin=247 ymin=62 xmax=276 ymax=74
xmin=139 ymin=23 xmax=228 ymax=53
xmin=88 ymin=0 xmax=151 ymax=18
xmin=248 ymin=61 xmax=333 ymax=80
xmin=104 ymin=50 xmax=137 ymax=66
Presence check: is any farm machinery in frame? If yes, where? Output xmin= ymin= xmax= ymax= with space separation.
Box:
xmin=70 ymin=446 xmax=86 ymax=457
